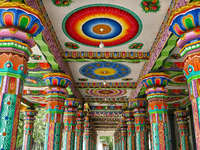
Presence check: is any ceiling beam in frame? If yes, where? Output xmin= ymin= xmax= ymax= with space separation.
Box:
xmin=75 ymin=82 xmax=136 ymax=89
xmin=63 ymin=51 xmax=149 ymax=62
xmin=84 ymin=98 xmax=128 ymax=103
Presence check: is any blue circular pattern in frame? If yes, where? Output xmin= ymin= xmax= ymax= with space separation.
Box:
xmin=82 ymin=18 xmax=122 ymax=40
xmin=80 ymin=62 xmax=131 ymax=80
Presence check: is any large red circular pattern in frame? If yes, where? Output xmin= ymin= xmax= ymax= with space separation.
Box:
xmin=62 ymin=4 xmax=142 ymax=47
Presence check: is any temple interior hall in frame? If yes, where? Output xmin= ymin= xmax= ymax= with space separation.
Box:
xmin=0 ymin=0 xmax=200 ymax=150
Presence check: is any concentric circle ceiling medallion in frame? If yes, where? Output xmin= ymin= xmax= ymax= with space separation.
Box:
xmin=79 ymin=62 xmax=131 ymax=80
xmin=62 ymin=4 xmax=142 ymax=47
xmin=86 ymin=89 xmax=127 ymax=97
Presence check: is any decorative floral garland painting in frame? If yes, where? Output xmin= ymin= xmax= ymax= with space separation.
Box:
xmin=65 ymin=42 xmax=79 ymax=49
xmin=31 ymin=54 xmax=42 ymax=60
xmin=129 ymin=43 xmax=143 ymax=49
xmin=52 ymin=0 xmax=72 ymax=7
xmin=140 ymin=0 xmax=160 ymax=13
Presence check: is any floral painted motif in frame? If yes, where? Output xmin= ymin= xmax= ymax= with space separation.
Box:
xmin=129 ymin=43 xmax=143 ymax=49
xmin=78 ymin=78 xmax=88 ymax=81
xmin=51 ymin=0 xmax=72 ymax=7
xmin=31 ymin=54 xmax=42 ymax=60
xmin=140 ymin=0 xmax=161 ymax=13
xmin=65 ymin=42 xmax=79 ymax=49
xmin=169 ymin=54 xmax=181 ymax=59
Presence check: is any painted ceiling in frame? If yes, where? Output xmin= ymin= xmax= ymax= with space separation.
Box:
xmin=20 ymin=0 xmax=192 ymax=130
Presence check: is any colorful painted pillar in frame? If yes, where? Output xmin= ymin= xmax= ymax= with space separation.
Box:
xmin=142 ymin=72 xmax=171 ymax=150
xmin=119 ymin=117 xmax=127 ymax=150
xmin=90 ymin=129 xmax=93 ymax=150
xmin=0 ymin=2 xmax=44 ymax=149
xmin=174 ymin=110 xmax=190 ymax=150
xmin=168 ymin=2 xmax=200 ymax=149
xmin=84 ymin=116 xmax=91 ymax=150
xmin=43 ymin=72 xmax=71 ymax=150
xmin=22 ymin=109 xmax=38 ymax=150
xmin=131 ymin=98 xmax=148 ymax=150
xmin=114 ymin=131 xmax=118 ymax=150
xmin=63 ymin=97 xmax=81 ymax=150
xmin=124 ymin=110 xmax=135 ymax=150
xmin=147 ymin=117 xmax=152 ymax=150
xmin=94 ymin=132 xmax=97 ymax=150
xmin=117 ymin=126 xmax=122 ymax=150
xmin=75 ymin=109 xmax=87 ymax=150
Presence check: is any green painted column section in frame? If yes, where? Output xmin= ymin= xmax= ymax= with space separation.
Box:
xmin=22 ymin=109 xmax=38 ymax=150
xmin=119 ymin=117 xmax=127 ymax=150
xmin=43 ymin=73 xmax=71 ymax=150
xmin=0 ymin=1 xmax=45 ymax=149
xmin=142 ymin=72 xmax=171 ymax=150
xmin=174 ymin=110 xmax=190 ymax=150
xmin=75 ymin=110 xmax=87 ymax=150
xmin=131 ymin=98 xmax=148 ymax=150
xmin=84 ymin=116 xmax=91 ymax=150
xmin=124 ymin=110 xmax=135 ymax=150
xmin=62 ymin=98 xmax=80 ymax=150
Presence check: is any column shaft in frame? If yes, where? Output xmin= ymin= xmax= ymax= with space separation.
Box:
xmin=168 ymin=2 xmax=200 ymax=148
xmin=22 ymin=109 xmax=38 ymax=150
xmin=43 ymin=73 xmax=71 ymax=150
xmin=84 ymin=116 xmax=91 ymax=150
xmin=119 ymin=117 xmax=127 ymax=150
xmin=174 ymin=110 xmax=190 ymax=150
xmin=44 ymin=100 xmax=64 ymax=149
xmin=131 ymin=98 xmax=148 ymax=150
xmin=63 ymin=106 xmax=78 ymax=150
xmin=142 ymin=72 xmax=171 ymax=150
xmin=75 ymin=110 xmax=87 ymax=150
xmin=0 ymin=2 xmax=44 ymax=149
xmin=124 ymin=110 xmax=135 ymax=150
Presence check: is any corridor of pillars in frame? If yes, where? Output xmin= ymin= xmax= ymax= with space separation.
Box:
xmin=0 ymin=1 xmax=198 ymax=150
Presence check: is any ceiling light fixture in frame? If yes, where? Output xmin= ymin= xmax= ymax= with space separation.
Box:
xmin=99 ymin=28 xmax=104 ymax=48
xmin=105 ymin=98 xmax=107 ymax=101
xmin=99 ymin=41 xmax=104 ymax=48
xmin=103 ymin=80 xmax=106 ymax=85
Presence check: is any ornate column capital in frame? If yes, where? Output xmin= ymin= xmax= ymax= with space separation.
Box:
xmin=43 ymin=72 xmax=71 ymax=102
xmin=0 ymin=2 xmax=44 ymax=149
xmin=174 ymin=110 xmax=189 ymax=125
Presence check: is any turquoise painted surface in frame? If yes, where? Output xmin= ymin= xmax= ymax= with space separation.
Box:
xmin=152 ymin=123 xmax=160 ymax=150
xmin=63 ymin=131 xmax=75 ymax=150
xmin=136 ymin=132 xmax=141 ymax=150
xmin=182 ymin=136 xmax=186 ymax=150
xmin=74 ymin=134 xmax=77 ymax=150
xmin=80 ymin=136 xmax=83 ymax=150
xmin=53 ymin=123 xmax=61 ymax=150
xmin=197 ymin=97 xmax=200 ymax=124
xmin=0 ymin=94 xmax=17 ymax=150
xmin=44 ymin=123 xmax=49 ymax=150
xmin=128 ymin=134 xmax=132 ymax=150
xmin=63 ymin=131 xmax=67 ymax=149
xmin=164 ymin=123 xmax=170 ymax=150
xmin=83 ymin=135 xmax=90 ymax=150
